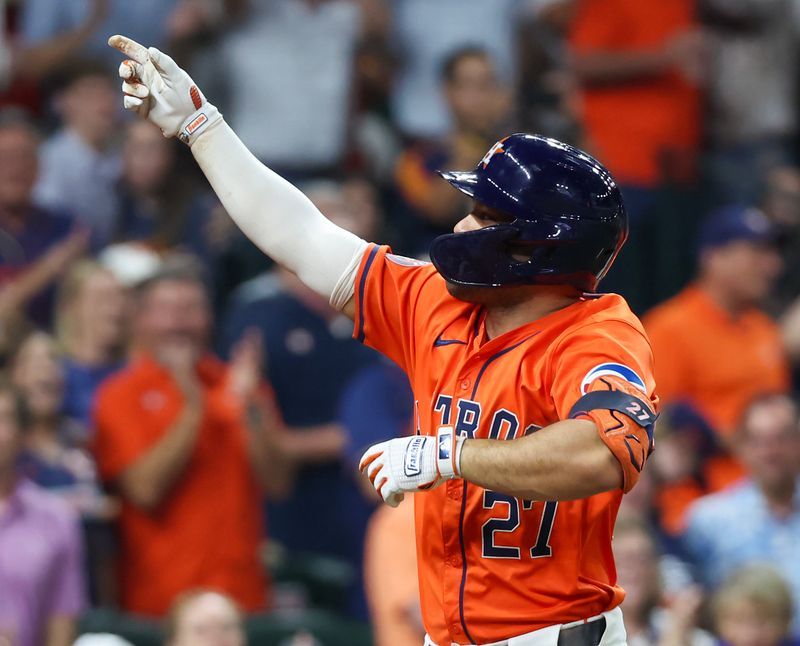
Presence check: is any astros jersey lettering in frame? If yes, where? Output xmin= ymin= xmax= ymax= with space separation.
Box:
xmin=353 ymin=245 xmax=658 ymax=645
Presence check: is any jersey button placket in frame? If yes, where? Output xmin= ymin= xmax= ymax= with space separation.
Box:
xmin=442 ymin=479 xmax=465 ymax=643
xmin=445 ymin=365 xmax=474 ymax=645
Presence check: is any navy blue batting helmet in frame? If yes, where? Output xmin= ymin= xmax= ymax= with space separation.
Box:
xmin=429 ymin=134 xmax=627 ymax=292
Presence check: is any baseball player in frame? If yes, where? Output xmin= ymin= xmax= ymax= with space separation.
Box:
xmin=109 ymin=35 xmax=657 ymax=646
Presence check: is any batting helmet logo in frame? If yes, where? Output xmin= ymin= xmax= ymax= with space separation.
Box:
xmin=480 ymin=136 xmax=509 ymax=169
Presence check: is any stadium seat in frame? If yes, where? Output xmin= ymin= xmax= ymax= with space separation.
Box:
xmin=268 ymin=546 xmax=355 ymax=614
xmin=247 ymin=609 xmax=373 ymax=646
xmin=78 ymin=608 xmax=162 ymax=646
xmin=79 ymin=607 xmax=373 ymax=646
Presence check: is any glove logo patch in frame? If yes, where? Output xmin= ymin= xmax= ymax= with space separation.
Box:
xmin=438 ymin=432 xmax=452 ymax=461
xmin=185 ymin=112 xmax=208 ymax=135
xmin=404 ymin=436 xmax=427 ymax=476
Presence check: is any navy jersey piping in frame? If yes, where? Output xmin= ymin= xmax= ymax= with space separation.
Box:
xmin=457 ymin=479 xmax=476 ymax=644
xmin=434 ymin=334 xmax=467 ymax=347
xmin=458 ymin=331 xmax=540 ymax=641
xmin=356 ymin=246 xmax=380 ymax=343
xmin=472 ymin=307 xmax=484 ymax=338
xmin=469 ymin=333 xmax=540 ymax=400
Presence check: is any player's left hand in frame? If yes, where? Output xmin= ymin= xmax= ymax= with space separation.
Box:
xmin=358 ymin=427 xmax=464 ymax=507
xmin=108 ymin=34 xmax=221 ymax=144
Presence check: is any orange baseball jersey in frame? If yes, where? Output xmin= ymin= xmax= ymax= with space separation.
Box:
xmin=353 ymin=245 xmax=658 ymax=645
xmin=644 ymin=284 xmax=789 ymax=436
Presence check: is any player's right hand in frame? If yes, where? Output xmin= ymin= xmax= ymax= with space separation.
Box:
xmin=358 ymin=427 xmax=464 ymax=507
xmin=108 ymin=34 xmax=221 ymax=144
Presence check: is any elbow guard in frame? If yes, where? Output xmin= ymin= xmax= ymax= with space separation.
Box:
xmin=568 ymin=378 xmax=657 ymax=493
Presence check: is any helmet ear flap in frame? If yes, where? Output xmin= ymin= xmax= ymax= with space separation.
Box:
xmin=430 ymin=225 xmax=520 ymax=288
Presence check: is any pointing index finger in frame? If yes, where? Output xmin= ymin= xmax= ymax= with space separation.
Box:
xmin=108 ymin=34 xmax=149 ymax=64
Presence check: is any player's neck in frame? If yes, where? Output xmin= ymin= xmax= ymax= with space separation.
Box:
xmin=484 ymin=289 xmax=580 ymax=340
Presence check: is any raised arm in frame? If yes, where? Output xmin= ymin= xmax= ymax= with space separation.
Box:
xmin=107 ymin=35 xmax=365 ymax=318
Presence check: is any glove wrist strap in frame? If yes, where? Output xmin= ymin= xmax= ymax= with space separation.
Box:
xmin=436 ymin=426 xmax=464 ymax=480
xmin=178 ymin=102 xmax=222 ymax=146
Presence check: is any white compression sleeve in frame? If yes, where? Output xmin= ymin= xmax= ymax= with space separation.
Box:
xmin=189 ymin=119 xmax=367 ymax=308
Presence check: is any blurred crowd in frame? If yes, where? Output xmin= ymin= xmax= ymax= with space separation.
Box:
xmin=2 ymin=0 xmax=800 ymax=645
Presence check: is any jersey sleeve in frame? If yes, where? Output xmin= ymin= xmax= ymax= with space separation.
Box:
xmin=352 ymin=244 xmax=441 ymax=373
xmin=550 ymin=319 xmax=659 ymax=493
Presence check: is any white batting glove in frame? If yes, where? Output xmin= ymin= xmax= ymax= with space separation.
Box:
xmin=108 ymin=34 xmax=222 ymax=145
xmin=359 ymin=427 xmax=465 ymax=507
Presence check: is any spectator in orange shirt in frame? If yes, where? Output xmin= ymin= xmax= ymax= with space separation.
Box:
xmin=569 ymin=0 xmax=703 ymax=192
xmin=568 ymin=0 xmax=706 ymax=311
xmin=645 ymin=205 xmax=789 ymax=444
xmin=93 ymin=256 xmax=290 ymax=617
